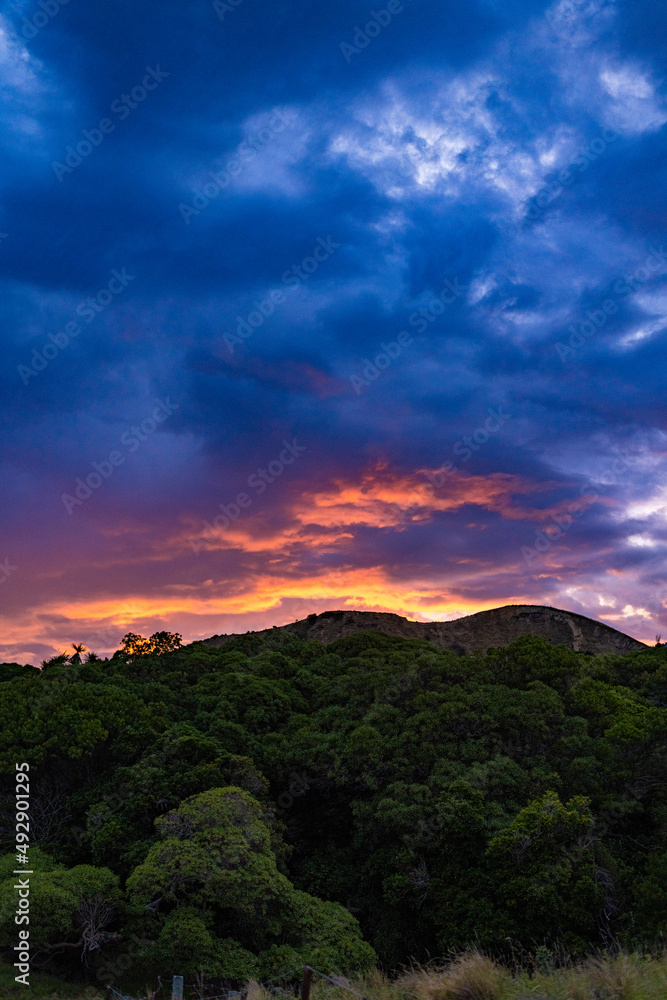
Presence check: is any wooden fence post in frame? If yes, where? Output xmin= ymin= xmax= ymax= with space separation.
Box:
xmin=301 ymin=966 xmax=313 ymax=1000
xmin=105 ymin=987 xmax=112 ymax=1000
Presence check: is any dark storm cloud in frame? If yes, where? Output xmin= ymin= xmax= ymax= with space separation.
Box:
xmin=1 ymin=0 xmax=667 ymax=661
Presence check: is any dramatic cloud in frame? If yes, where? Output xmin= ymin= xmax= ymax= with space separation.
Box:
xmin=1 ymin=0 xmax=666 ymax=663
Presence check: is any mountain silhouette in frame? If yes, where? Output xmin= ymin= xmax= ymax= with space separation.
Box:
xmin=204 ymin=604 xmax=646 ymax=656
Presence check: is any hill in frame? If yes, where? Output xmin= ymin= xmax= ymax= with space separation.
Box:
xmin=203 ymin=603 xmax=646 ymax=655
xmin=3 ymin=620 xmax=666 ymax=991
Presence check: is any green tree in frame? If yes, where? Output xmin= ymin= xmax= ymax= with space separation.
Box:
xmin=0 ymin=853 xmax=121 ymax=971
xmin=126 ymin=787 xmax=375 ymax=982
xmin=486 ymin=791 xmax=601 ymax=948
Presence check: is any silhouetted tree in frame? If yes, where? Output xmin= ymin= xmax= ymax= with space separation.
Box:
xmin=41 ymin=652 xmax=70 ymax=669
xmin=69 ymin=643 xmax=88 ymax=665
xmin=116 ymin=631 xmax=182 ymax=659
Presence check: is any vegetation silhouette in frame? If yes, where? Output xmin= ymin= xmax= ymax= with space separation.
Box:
xmin=2 ymin=630 xmax=667 ymax=991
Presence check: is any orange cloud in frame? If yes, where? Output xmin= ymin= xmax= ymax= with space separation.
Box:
xmin=5 ymin=462 xmax=649 ymax=665
xmin=18 ymin=568 xmax=509 ymax=650
xmin=180 ymin=463 xmax=586 ymax=564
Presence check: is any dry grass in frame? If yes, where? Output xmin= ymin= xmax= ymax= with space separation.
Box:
xmin=524 ymin=952 xmax=667 ymax=1000
xmin=307 ymin=952 xmax=667 ymax=1000
xmin=4 ymin=951 xmax=667 ymax=1000
xmin=396 ymin=953 xmax=503 ymax=1000
xmin=585 ymin=952 xmax=645 ymax=999
xmin=245 ymin=981 xmax=273 ymax=1000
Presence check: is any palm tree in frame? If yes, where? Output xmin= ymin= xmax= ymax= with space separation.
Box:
xmin=85 ymin=651 xmax=101 ymax=662
xmin=69 ymin=643 xmax=88 ymax=665
xmin=41 ymin=652 xmax=70 ymax=669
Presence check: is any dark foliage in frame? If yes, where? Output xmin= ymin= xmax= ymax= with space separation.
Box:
xmin=1 ymin=633 xmax=667 ymax=987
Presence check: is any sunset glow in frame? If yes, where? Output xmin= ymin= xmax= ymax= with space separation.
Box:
xmin=2 ymin=0 xmax=666 ymax=663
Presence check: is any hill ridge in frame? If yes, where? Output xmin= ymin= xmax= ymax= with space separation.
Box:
xmin=203 ymin=603 xmax=646 ymax=656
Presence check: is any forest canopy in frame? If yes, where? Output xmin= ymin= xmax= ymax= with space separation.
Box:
xmin=1 ymin=631 xmax=667 ymax=990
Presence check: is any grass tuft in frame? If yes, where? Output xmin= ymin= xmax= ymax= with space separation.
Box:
xmin=5 ymin=951 xmax=667 ymax=1000
xmin=397 ymin=953 xmax=503 ymax=1000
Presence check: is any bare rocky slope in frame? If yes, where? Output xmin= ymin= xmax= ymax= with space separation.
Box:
xmin=203 ymin=604 xmax=647 ymax=656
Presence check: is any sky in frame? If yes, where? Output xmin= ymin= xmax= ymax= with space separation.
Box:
xmin=2 ymin=0 xmax=667 ymax=664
